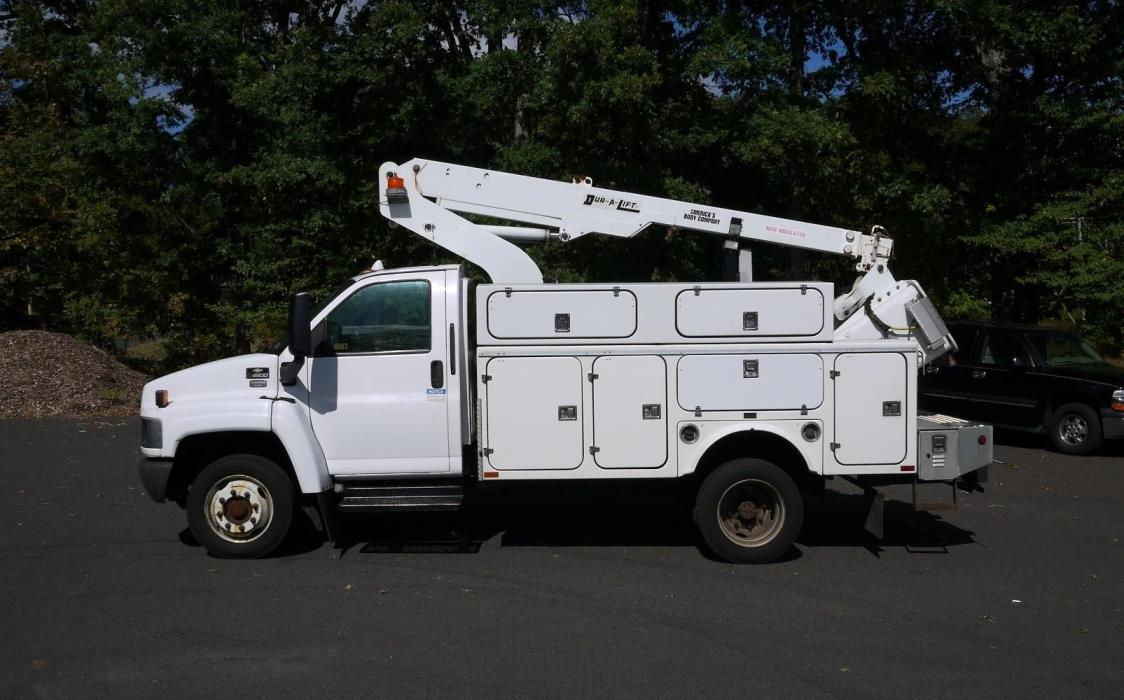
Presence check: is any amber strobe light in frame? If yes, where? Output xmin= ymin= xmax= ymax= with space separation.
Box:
xmin=385 ymin=172 xmax=408 ymax=203
xmin=155 ymin=389 xmax=170 ymax=408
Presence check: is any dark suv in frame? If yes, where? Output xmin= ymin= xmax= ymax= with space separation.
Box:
xmin=919 ymin=321 xmax=1124 ymax=455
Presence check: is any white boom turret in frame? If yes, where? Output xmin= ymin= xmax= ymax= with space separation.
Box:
xmin=378 ymin=158 xmax=954 ymax=363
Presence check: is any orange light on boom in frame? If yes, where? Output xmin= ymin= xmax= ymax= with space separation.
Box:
xmin=385 ymin=172 xmax=408 ymax=203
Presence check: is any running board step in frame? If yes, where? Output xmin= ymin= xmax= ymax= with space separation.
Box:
xmin=336 ymin=483 xmax=464 ymax=513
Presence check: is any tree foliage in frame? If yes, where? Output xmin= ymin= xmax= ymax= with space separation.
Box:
xmin=1 ymin=0 xmax=1121 ymax=366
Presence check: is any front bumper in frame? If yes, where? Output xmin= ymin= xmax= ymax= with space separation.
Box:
xmin=1101 ymin=409 xmax=1124 ymax=440
xmin=137 ymin=457 xmax=174 ymax=502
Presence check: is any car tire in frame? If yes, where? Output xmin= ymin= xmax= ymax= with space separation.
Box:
xmin=694 ymin=458 xmax=803 ymax=564
xmin=1048 ymin=403 xmax=1102 ymax=456
xmin=186 ymin=454 xmax=295 ymax=558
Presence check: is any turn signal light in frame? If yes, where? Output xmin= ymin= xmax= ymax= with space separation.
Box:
xmin=385 ymin=173 xmax=408 ymax=203
xmin=1113 ymin=402 xmax=1124 ymax=412
xmin=155 ymin=389 xmax=170 ymax=408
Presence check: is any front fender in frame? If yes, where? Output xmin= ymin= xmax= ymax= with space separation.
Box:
xmin=271 ymin=399 xmax=331 ymax=494
xmin=140 ymin=399 xmax=272 ymax=459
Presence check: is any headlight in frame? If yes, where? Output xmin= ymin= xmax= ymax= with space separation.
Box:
xmin=1112 ymin=389 xmax=1124 ymax=412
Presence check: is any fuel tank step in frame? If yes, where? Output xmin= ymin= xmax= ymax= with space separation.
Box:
xmin=336 ymin=482 xmax=464 ymax=513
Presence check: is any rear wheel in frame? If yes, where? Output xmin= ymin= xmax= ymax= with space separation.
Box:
xmin=694 ymin=458 xmax=803 ymax=563
xmin=187 ymin=454 xmax=295 ymax=558
xmin=1049 ymin=403 xmax=1102 ymax=456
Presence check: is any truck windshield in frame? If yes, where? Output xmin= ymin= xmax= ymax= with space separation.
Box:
xmin=1027 ymin=332 xmax=1105 ymax=367
xmin=267 ymin=280 xmax=355 ymax=354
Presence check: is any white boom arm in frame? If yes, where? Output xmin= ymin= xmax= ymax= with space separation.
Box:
xmin=377 ymin=158 xmax=955 ymax=361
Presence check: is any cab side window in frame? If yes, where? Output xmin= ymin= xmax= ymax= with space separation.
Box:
xmin=321 ymin=280 xmax=430 ymax=354
xmin=979 ymin=332 xmax=1030 ymax=368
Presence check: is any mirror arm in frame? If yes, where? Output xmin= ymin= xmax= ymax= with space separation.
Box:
xmin=280 ymin=356 xmax=305 ymax=386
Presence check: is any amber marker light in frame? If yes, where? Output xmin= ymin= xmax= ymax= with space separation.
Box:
xmin=385 ymin=172 xmax=408 ymax=203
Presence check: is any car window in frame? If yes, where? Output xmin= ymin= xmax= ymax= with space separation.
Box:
xmin=1027 ymin=333 xmax=1105 ymax=366
xmin=948 ymin=327 xmax=978 ymax=366
xmin=322 ymin=280 xmax=431 ymax=354
xmin=979 ymin=332 xmax=1030 ymax=368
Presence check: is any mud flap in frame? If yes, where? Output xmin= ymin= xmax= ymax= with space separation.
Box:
xmin=314 ymin=489 xmax=340 ymax=541
xmin=864 ymin=489 xmax=885 ymax=540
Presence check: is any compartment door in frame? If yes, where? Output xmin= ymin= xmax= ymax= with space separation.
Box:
xmin=676 ymin=287 xmax=826 ymax=339
xmin=591 ymin=355 xmax=668 ymax=469
xmin=485 ymin=356 xmax=584 ymax=470
xmin=486 ymin=289 xmax=637 ymax=339
xmin=833 ymin=353 xmax=908 ymax=465
xmin=677 ymin=354 xmax=824 ymax=412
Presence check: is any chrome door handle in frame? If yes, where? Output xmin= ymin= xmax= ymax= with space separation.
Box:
xmin=971 ymin=370 xmax=987 ymax=379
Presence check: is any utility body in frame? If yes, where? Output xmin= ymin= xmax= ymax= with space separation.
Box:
xmin=138 ymin=158 xmax=991 ymax=562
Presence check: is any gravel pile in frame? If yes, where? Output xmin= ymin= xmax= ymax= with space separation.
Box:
xmin=0 ymin=331 xmax=149 ymax=418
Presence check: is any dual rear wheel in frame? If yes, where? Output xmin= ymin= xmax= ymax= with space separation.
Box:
xmin=693 ymin=458 xmax=804 ymax=564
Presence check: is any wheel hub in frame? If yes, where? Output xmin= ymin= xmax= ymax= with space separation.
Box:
xmin=223 ymin=497 xmax=252 ymax=523
xmin=205 ymin=476 xmax=272 ymax=543
xmin=717 ymin=479 xmax=784 ymax=547
xmin=1060 ymin=415 xmax=1088 ymax=446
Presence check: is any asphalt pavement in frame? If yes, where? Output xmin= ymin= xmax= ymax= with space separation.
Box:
xmin=1 ymin=418 xmax=1122 ymax=698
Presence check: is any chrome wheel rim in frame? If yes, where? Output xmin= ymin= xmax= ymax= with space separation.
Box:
xmin=204 ymin=475 xmax=273 ymax=544
xmin=1059 ymin=415 xmax=1089 ymax=447
xmin=716 ymin=479 xmax=785 ymax=548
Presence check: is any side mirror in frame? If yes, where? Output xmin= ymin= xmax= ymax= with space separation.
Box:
xmin=280 ymin=292 xmax=312 ymax=387
xmin=288 ymin=292 xmax=312 ymax=357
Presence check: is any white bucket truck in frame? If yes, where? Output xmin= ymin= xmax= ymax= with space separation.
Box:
xmin=137 ymin=159 xmax=991 ymax=562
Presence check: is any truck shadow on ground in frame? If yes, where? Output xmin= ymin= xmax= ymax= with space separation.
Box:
xmin=335 ymin=482 xmax=975 ymax=561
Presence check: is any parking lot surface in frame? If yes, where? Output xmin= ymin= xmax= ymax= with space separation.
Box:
xmin=1 ymin=418 xmax=1122 ymax=698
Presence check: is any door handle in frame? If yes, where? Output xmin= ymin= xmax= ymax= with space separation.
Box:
xmin=971 ymin=370 xmax=987 ymax=379
xmin=430 ymin=360 xmax=444 ymax=389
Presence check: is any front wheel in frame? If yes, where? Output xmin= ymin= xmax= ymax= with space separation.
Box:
xmin=1049 ymin=403 xmax=1102 ymax=456
xmin=186 ymin=454 xmax=295 ymax=558
xmin=694 ymin=458 xmax=803 ymax=563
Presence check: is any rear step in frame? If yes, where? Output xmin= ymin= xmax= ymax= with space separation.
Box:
xmin=336 ymin=482 xmax=464 ymax=513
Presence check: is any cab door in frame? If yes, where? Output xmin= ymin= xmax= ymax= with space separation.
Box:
xmin=306 ymin=271 xmax=453 ymax=475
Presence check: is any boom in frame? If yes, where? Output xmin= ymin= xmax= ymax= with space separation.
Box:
xmin=377 ymin=158 xmax=954 ymax=361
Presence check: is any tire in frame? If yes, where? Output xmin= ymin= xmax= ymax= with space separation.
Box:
xmin=693 ymin=458 xmax=803 ymax=564
xmin=186 ymin=454 xmax=295 ymax=558
xmin=1048 ymin=403 xmax=1102 ymax=456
